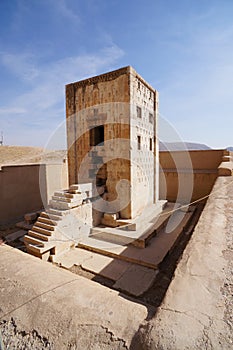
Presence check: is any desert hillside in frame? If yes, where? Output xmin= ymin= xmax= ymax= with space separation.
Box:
xmin=0 ymin=146 xmax=67 ymax=166
xmin=159 ymin=141 xmax=211 ymax=151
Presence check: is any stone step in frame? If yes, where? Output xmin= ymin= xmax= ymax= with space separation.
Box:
xmin=68 ymin=189 xmax=82 ymax=194
xmin=35 ymin=221 xmax=56 ymax=231
xmin=25 ymin=242 xmax=55 ymax=255
xmin=49 ymin=200 xmax=82 ymax=210
xmin=69 ymin=183 xmax=92 ymax=193
xmin=24 ymin=235 xmax=45 ymax=247
xmin=28 ymin=230 xmax=51 ymax=241
xmin=90 ymin=229 xmax=136 ymax=246
xmin=78 ymin=238 xmax=156 ymax=269
xmin=32 ymin=226 xmax=53 ymax=236
xmin=37 ymin=217 xmax=58 ymax=226
xmin=52 ymin=195 xmax=79 ymax=203
xmin=46 ymin=208 xmax=68 ymax=216
xmin=40 ymin=212 xmax=62 ymax=221
xmin=64 ymin=193 xmax=76 ymax=199
xmin=78 ymin=210 xmax=195 ymax=269
xmin=134 ymin=209 xmax=176 ymax=248
xmin=53 ymin=190 xmax=69 ymax=197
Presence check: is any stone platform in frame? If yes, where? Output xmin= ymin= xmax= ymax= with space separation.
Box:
xmin=91 ymin=201 xmax=173 ymax=248
xmin=53 ymin=203 xmax=197 ymax=296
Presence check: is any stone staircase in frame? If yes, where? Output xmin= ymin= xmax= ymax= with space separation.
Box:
xmin=24 ymin=184 xmax=93 ymax=260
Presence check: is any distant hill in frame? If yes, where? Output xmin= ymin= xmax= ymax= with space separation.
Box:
xmin=160 ymin=142 xmax=211 ymax=151
xmin=0 ymin=146 xmax=67 ymax=166
xmin=227 ymin=147 xmax=233 ymax=151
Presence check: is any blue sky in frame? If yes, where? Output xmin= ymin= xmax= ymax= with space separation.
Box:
xmin=0 ymin=0 xmax=233 ymax=149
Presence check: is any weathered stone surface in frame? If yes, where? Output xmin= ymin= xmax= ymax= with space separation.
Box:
xmin=218 ymin=161 xmax=233 ymax=176
xmin=52 ymin=248 xmax=94 ymax=268
xmin=15 ymin=221 xmax=33 ymax=231
xmin=25 ymin=184 xmax=93 ymax=260
xmin=0 ymin=244 xmax=147 ymax=349
xmin=5 ymin=230 xmax=26 ymax=243
xmin=131 ymin=176 xmax=233 ymax=349
xmin=66 ymin=66 xmax=159 ymax=219
xmin=78 ymin=209 xmax=194 ymax=269
xmin=81 ymin=252 xmax=131 ymax=281
xmin=24 ymin=212 xmax=38 ymax=222
xmin=113 ymin=264 xmax=158 ymax=296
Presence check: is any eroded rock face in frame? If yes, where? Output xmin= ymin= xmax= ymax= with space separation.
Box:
xmin=0 ymin=318 xmax=54 ymax=350
xmin=0 ymin=319 xmax=128 ymax=350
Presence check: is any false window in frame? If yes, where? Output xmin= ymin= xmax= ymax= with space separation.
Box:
xmin=137 ymin=106 xmax=142 ymax=118
xmin=149 ymin=138 xmax=153 ymax=151
xmin=90 ymin=125 xmax=104 ymax=146
xmin=137 ymin=135 xmax=141 ymax=150
xmin=149 ymin=113 xmax=153 ymax=124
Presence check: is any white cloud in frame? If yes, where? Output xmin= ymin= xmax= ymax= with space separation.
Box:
xmin=0 ymin=44 xmax=124 ymax=146
xmin=1 ymin=52 xmax=39 ymax=82
xmin=55 ymin=0 xmax=80 ymax=22
xmin=0 ymin=107 xmax=26 ymax=115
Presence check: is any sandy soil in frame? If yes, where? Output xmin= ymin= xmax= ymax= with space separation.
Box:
xmin=0 ymin=146 xmax=66 ymax=166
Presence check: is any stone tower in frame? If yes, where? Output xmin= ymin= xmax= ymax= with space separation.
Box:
xmin=66 ymin=66 xmax=159 ymax=220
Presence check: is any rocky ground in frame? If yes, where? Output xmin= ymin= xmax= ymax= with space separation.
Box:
xmin=221 ymin=183 xmax=233 ymax=344
xmin=0 ymin=318 xmax=127 ymax=350
xmin=0 ymin=318 xmax=53 ymax=350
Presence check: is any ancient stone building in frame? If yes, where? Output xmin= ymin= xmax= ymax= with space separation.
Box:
xmin=66 ymin=66 xmax=159 ymax=220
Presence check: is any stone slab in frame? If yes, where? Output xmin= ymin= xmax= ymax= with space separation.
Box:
xmin=0 ymin=244 xmax=148 ymax=349
xmin=91 ymin=201 xmax=174 ymax=246
xmin=79 ymin=210 xmax=194 ymax=269
xmin=81 ymin=252 xmax=131 ymax=281
xmin=53 ymin=248 xmax=94 ymax=268
xmin=69 ymin=183 xmax=92 ymax=196
xmin=113 ymin=264 xmax=159 ymax=296
xmin=24 ymin=212 xmax=38 ymax=222
xmin=5 ymin=230 xmax=26 ymax=243
xmin=15 ymin=221 xmax=33 ymax=230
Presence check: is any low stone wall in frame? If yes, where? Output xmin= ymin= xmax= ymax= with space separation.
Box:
xmin=0 ymin=162 xmax=68 ymax=228
xmin=159 ymin=149 xmax=229 ymax=203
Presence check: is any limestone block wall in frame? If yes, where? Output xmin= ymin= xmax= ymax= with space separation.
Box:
xmin=66 ymin=67 xmax=131 ymax=185
xmin=159 ymin=149 xmax=229 ymax=203
xmin=40 ymin=163 xmax=69 ymax=206
xmin=66 ymin=66 xmax=159 ymax=220
xmin=129 ymin=69 xmax=158 ymax=217
xmin=0 ymin=162 xmax=68 ymax=228
xmin=66 ymin=68 xmax=132 ymax=218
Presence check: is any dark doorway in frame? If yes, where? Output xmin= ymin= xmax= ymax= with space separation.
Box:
xmin=90 ymin=125 xmax=104 ymax=146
